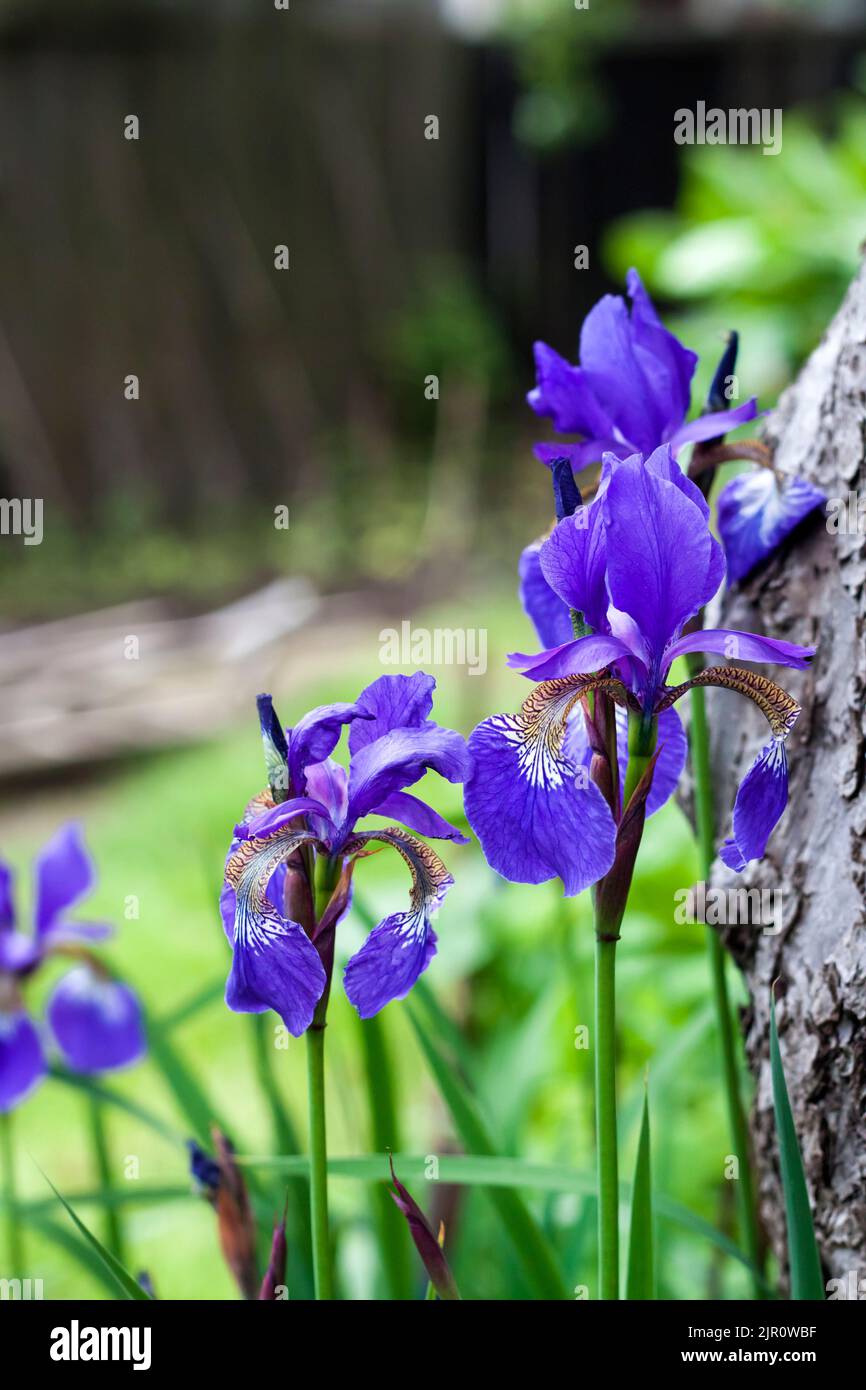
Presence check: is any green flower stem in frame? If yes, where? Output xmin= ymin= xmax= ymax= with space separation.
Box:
xmin=689 ymin=680 xmax=763 ymax=1296
xmin=1 ymin=1110 xmax=24 ymax=1280
xmin=306 ymin=855 xmax=341 ymax=1301
xmin=594 ymin=931 xmax=619 ymax=1300
xmin=87 ymin=1095 xmax=126 ymax=1266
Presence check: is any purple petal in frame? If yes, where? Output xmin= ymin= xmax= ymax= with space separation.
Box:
xmin=603 ymin=454 xmax=722 ymax=663
xmin=668 ymin=397 xmax=760 ymax=451
xmin=47 ymin=968 xmax=146 ymax=1074
xmin=303 ymin=758 xmax=349 ymax=840
xmin=527 ymin=342 xmax=613 ymax=437
xmin=464 ymin=707 xmax=617 ymax=896
xmin=717 ymin=470 xmax=826 ymax=585
xmin=224 ymin=833 xmax=326 ymax=1035
xmin=719 ymin=739 xmax=789 ymax=872
xmin=538 ymin=499 xmax=609 ymax=631
xmin=0 ymin=1011 xmax=46 ymax=1111
xmin=0 ymin=863 xmax=14 ymax=930
xmin=616 ymin=705 xmax=687 ymax=816
xmin=347 ymin=725 xmax=471 ymax=825
xmin=238 ymin=795 xmax=331 ymax=842
xmin=579 ymin=292 xmax=666 ymax=454
xmin=507 ymin=633 xmax=642 ymax=681
xmin=0 ymin=930 xmax=40 ymax=973
xmin=288 ymin=702 xmax=373 ymax=793
xmin=626 ymin=268 xmax=697 ymax=439
xmin=343 ymin=830 xmax=452 ymax=1017
xmin=518 ymin=541 xmax=574 ymax=649
xmin=664 ymin=628 xmax=815 ymax=672
xmin=348 ymin=673 xmax=436 ymax=756
xmin=34 ymin=823 xmax=96 ymax=938
xmin=366 ymin=790 xmax=469 ymax=843
xmin=533 ymin=440 xmax=621 ymax=470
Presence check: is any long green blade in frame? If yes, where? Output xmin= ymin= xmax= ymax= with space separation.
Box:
xmin=38 ymin=1169 xmax=152 ymax=1301
xmin=769 ymin=992 xmax=824 ymax=1300
xmin=625 ymin=1088 xmax=654 ymax=1299
xmin=407 ymin=1004 xmax=567 ymax=1299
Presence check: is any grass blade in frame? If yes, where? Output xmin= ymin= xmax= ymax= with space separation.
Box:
xmin=625 ymin=1087 xmax=654 ymax=1299
xmin=357 ymin=1012 xmax=413 ymax=1300
xmin=406 ymin=1002 xmax=567 ymax=1299
xmin=769 ymin=990 xmax=824 ymax=1300
xmin=37 ymin=1168 xmax=152 ymax=1300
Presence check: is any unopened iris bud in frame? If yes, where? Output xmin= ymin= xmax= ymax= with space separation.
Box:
xmin=257 ymin=693 xmax=291 ymax=803
xmin=187 ymin=1139 xmax=221 ymax=1197
xmin=707 ymin=331 xmax=738 ymax=414
xmin=258 ymin=1212 xmax=288 ymax=1300
xmin=550 ymin=456 xmax=583 ymax=522
xmin=190 ymin=1130 xmax=260 ymax=1299
xmin=388 ymin=1155 xmax=461 ymax=1301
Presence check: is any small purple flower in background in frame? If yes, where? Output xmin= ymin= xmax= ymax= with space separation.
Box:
xmin=0 ymin=825 xmax=145 ymax=1112
xmin=465 ymin=448 xmax=814 ymax=886
xmin=221 ymin=674 xmax=471 ymax=1035
xmin=717 ymin=470 xmax=826 ymax=585
xmin=528 ymin=269 xmax=758 ymax=472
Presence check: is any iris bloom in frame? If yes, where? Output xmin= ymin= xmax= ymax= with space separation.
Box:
xmin=220 ymin=674 xmax=471 ymax=1034
xmin=0 ymin=825 xmax=145 ymax=1112
xmin=465 ymin=447 xmax=814 ymax=888
xmin=528 ymin=269 xmax=758 ymax=472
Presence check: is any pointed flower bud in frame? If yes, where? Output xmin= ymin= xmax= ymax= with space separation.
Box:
xmin=257 ymin=693 xmax=290 ymax=803
xmin=550 ymin=456 xmax=582 ymax=521
xmin=258 ymin=1211 xmax=288 ymax=1301
xmin=388 ymin=1155 xmax=460 ymax=1300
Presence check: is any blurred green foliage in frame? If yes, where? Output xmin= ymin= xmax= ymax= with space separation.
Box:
xmin=605 ymin=95 xmax=866 ymax=401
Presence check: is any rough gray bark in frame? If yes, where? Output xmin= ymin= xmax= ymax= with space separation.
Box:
xmin=705 ymin=258 xmax=866 ymax=1288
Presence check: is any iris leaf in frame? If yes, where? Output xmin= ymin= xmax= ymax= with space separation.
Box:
xmin=769 ymin=991 xmax=824 ymax=1300
xmin=37 ymin=1169 xmax=152 ymax=1301
xmin=625 ymin=1088 xmax=654 ymax=1299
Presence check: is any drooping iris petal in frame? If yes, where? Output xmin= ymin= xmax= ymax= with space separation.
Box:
xmin=717 ymin=470 xmax=826 ymax=585
xmin=47 ymin=967 xmax=145 ymax=1074
xmin=719 ymin=739 xmax=790 ymax=872
xmin=664 ymin=628 xmax=815 ymax=672
xmin=518 ymin=541 xmax=573 ymax=648
xmin=508 ymin=633 xmax=644 ymax=682
xmin=527 ymin=342 xmax=614 ymax=437
xmin=34 ymin=823 xmax=96 ymax=938
xmin=603 ymin=454 xmax=722 ymax=661
xmin=343 ymin=828 xmax=452 ymax=1017
xmin=287 ymin=701 xmax=372 ymax=793
xmin=348 ymin=672 xmax=436 ymax=755
xmin=224 ymin=831 xmax=326 ymax=1035
xmin=464 ymin=681 xmax=617 ymax=896
xmin=346 ymin=725 xmax=471 ymax=825
xmin=0 ymin=1011 xmax=46 ymax=1111
xmin=366 ymin=790 xmax=468 ymax=843
xmin=615 ymin=705 xmax=688 ymax=816
xmin=539 ymin=498 xmax=609 ymax=632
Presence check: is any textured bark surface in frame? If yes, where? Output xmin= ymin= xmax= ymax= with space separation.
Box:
xmin=704 ymin=259 xmax=866 ymax=1287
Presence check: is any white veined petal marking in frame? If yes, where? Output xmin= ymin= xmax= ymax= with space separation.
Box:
xmin=498 ymin=675 xmax=633 ymax=790
xmin=226 ymin=829 xmax=317 ymax=953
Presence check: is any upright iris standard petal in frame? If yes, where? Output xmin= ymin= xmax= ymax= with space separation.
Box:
xmin=287 ymin=701 xmax=373 ymax=793
xmin=0 ymin=863 xmax=14 ymax=930
xmin=717 ymin=470 xmax=826 ymax=585
xmin=624 ymin=267 xmax=696 ymax=438
xmin=464 ymin=679 xmax=618 ymax=895
xmin=346 ymin=725 xmax=471 ymax=825
xmin=603 ymin=454 xmax=722 ymax=660
xmin=349 ymin=672 xmax=436 ymax=754
xmin=224 ymin=830 xmax=326 ymax=1035
xmin=0 ymin=1010 xmax=46 ymax=1111
xmin=579 ymin=292 xmax=667 ymax=453
xmin=719 ymin=739 xmax=790 ymax=872
xmin=34 ymin=823 xmax=95 ymax=938
xmin=527 ymin=342 xmax=614 ymax=438
xmin=539 ymin=498 xmax=610 ymax=632
xmin=518 ymin=541 xmax=574 ymax=648
xmin=343 ymin=828 xmax=452 ymax=1017
xmin=47 ymin=967 xmax=145 ymax=1074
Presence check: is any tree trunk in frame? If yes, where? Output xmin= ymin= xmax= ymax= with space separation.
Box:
xmin=704 ymin=257 xmax=866 ymax=1290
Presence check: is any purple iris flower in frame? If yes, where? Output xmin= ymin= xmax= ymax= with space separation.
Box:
xmin=465 ymin=447 xmax=814 ymax=888
xmin=0 ymin=825 xmax=145 ymax=1112
xmin=528 ymin=269 xmax=759 ymax=472
xmin=221 ymin=674 xmax=471 ymax=1034
xmin=717 ymin=469 xmax=826 ymax=585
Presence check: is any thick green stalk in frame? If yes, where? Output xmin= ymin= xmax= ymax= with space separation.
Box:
xmin=87 ymin=1095 xmax=126 ymax=1266
xmin=358 ymin=1013 xmax=413 ymax=1299
xmin=306 ymin=855 xmax=340 ymax=1301
xmin=1 ymin=1111 xmax=23 ymax=1280
xmin=594 ymin=933 xmax=619 ymax=1300
xmin=689 ymin=680 xmax=763 ymax=1295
